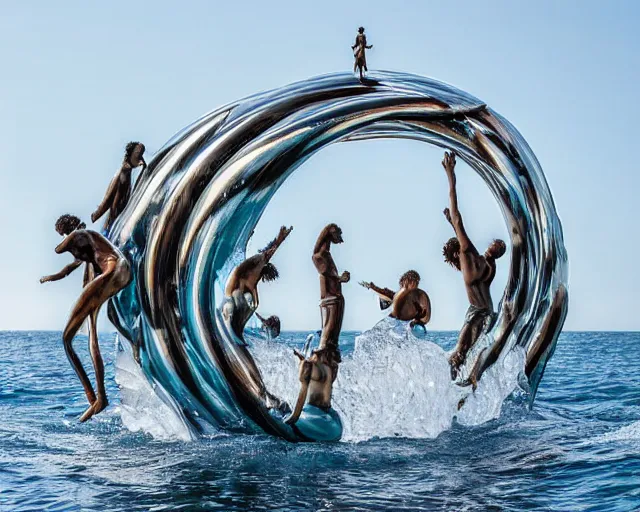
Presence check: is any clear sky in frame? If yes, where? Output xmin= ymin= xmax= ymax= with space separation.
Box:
xmin=1 ymin=1 xmax=639 ymax=331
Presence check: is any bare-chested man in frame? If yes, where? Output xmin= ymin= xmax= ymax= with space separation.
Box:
xmin=255 ymin=313 xmax=281 ymax=339
xmin=441 ymin=151 xmax=506 ymax=379
xmin=360 ymin=270 xmax=432 ymax=328
xmin=285 ymin=223 xmax=349 ymax=428
xmin=223 ymin=225 xmax=293 ymax=413
xmin=91 ymin=142 xmax=146 ymax=232
xmin=352 ymin=26 xmax=373 ymax=81
xmin=40 ymin=214 xmax=132 ymax=421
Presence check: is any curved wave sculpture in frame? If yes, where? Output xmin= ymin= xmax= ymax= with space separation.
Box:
xmin=106 ymin=71 xmax=569 ymax=441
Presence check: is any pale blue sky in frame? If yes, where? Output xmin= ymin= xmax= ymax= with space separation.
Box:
xmin=1 ymin=1 xmax=638 ymax=331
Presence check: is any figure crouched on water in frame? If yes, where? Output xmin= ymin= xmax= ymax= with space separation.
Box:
xmin=285 ymin=224 xmax=349 ymax=441
xmin=91 ymin=142 xmax=146 ymax=232
xmin=352 ymin=26 xmax=373 ymax=81
xmin=441 ymin=151 xmax=506 ymax=380
xmin=40 ymin=214 xmax=132 ymax=421
xmin=360 ymin=270 xmax=432 ymax=328
xmin=223 ymin=225 xmax=293 ymax=413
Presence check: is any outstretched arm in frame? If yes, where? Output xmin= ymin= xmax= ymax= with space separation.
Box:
xmin=359 ymin=281 xmax=395 ymax=302
xmin=262 ymin=225 xmax=293 ymax=261
xmin=442 ymin=152 xmax=474 ymax=252
xmin=285 ymin=356 xmax=311 ymax=425
xmin=91 ymin=172 xmax=119 ymax=223
xmin=40 ymin=260 xmax=82 ymax=283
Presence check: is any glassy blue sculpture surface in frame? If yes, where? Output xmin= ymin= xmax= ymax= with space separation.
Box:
xmin=107 ymin=72 xmax=568 ymax=441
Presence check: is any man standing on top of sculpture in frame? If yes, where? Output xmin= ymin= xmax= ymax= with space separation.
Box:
xmin=352 ymin=26 xmax=373 ymax=81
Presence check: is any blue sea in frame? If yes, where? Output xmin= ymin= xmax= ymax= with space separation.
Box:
xmin=1 ymin=331 xmax=639 ymax=511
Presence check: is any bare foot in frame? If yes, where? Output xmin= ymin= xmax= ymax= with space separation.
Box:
xmin=78 ymin=396 xmax=108 ymax=422
xmin=79 ymin=403 xmax=96 ymax=422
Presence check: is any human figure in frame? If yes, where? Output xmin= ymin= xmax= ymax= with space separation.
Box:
xmin=360 ymin=270 xmax=432 ymax=328
xmin=255 ymin=313 xmax=281 ymax=339
xmin=40 ymin=214 xmax=132 ymax=421
xmin=91 ymin=142 xmax=146 ymax=232
xmin=223 ymin=225 xmax=293 ymax=413
xmin=285 ymin=224 xmax=349 ymax=426
xmin=441 ymin=151 xmax=506 ymax=379
xmin=352 ymin=26 xmax=373 ymax=81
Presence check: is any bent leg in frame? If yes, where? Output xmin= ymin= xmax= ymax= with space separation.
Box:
xmin=63 ymin=336 xmax=97 ymax=406
xmin=80 ymin=309 xmax=109 ymax=422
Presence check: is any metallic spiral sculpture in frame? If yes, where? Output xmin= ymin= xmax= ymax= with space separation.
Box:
xmin=106 ymin=71 xmax=569 ymax=442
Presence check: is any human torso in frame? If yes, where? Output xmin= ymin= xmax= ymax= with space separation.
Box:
xmin=67 ymin=230 xmax=121 ymax=275
xmin=460 ymin=250 xmax=495 ymax=310
xmin=110 ymin=167 xmax=132 ymax=219
xmin=307 ymin=359 xmax=334 ymax=409
xmin=314 ymin=252 xmax=342 ymax=299
xmin=391 ymin=288 xmax=430 ymax=321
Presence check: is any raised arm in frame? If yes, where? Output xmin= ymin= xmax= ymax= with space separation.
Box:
xmin=285 ymin=356 xmax=311 ymax=425
xmin=91 ymin=172 xmax=120 ymax=223
xmin=442 ymin=152 xmax=474 ymax=251
xmin=40 ymin=260 xmax=82 ymax=283
xmin=262 ymin=225 xmax=293 ymax=262
xmin=359 ymin=281 xmax=395 ymax=302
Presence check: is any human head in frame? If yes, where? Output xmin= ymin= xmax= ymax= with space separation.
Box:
xmin=55 ymin=214 xmax=85 ymax=236
xmin=399 ymin=270 xmax=421 ymax=289
xmin=125 ymin=141 xmax=146 ymax=168
xmin=264 ymin=315 xmax=281 ymax=338
xmin=358 ymin=26 xmax=365 ymax=34
xmin=260 ymin=262 xmax=279 ymax=282
xmin=324 ymin=223 xmax=344 ymax=244
xmin=485 ymin=239 xmax=506 ymax=261
xmin=443 ymin=237 xmax=461 ymax=271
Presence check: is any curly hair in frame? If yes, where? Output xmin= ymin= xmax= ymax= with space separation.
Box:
xmin=488 ymin=239 xmax=507 ymax=259
xmin=399 ymin=270 xmax=421 ymax=288
xmin=260 ymin=262 xmax=279 ymax=282
xmin=264 ymin=315 xmax=281 ymax=337
xmin=124 ymin=141 xmax=144 ymax=161
xmin=55 ymin=214 xmax=84 ymax=236
xmin=443 ymin=237 xmax=461 ymax=271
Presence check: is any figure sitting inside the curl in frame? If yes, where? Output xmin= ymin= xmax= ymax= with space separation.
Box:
xmin=223 ymin=225 xmax=293 ymax=341
xmin=441 ymin=151 xmax=506 ymax=380
xmin=359 ymin=270 xmax=432 ymax=328
xmin=91 ymin=142 xmax=146 ymax=232
xmin=284 ymin=224 xmax=348 ymax=434
xmin=352 ymin=26 xmax=373 ymax=81
xmin=256 ymin=313 xmax=281 ymax=339
xmin=40 ymin=214 xmax=132 ymax=422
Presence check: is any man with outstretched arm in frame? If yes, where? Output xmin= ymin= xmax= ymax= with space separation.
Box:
xmin=441 ymin=151 xmax=506 ymax=379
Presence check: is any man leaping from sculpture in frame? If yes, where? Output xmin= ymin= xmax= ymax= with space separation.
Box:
xmin=40 ymin=214 xmax=132 ymax=422
xmin=286 ymin=223 xmax=349 ymax=427
xmin=441 ymin=151 xmax=506 ymax=380
xmin=255 ymin=312 xmax=281 ymax=339
xmin=352 ymin=26 xmax=373 ymax=81
xmin=359 ymin=270 xmax=432 ymax=328
xmin=223 ymin=225 xmax=293 ymax=413
xmin=91 ymin=142 xmax=146 ymax=232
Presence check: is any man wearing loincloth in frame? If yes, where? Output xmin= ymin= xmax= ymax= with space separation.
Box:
xmin=360 ymin=270 xmax=432 ymax=328
xmin=352 ymin=26 xmax=373 ymax=81
xmin=441 ymin=151 xmax=506 ymax=380
xmin=285 ymin=223 xmax=349 ymax=427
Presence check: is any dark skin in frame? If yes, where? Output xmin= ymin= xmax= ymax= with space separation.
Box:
xmin=359 ymin=277 xmax=432 ymax=327
xmin=442 ymin=151 xmax=504 ymax=377
xmin=91 ymin=143 xmax=146 ymax=231
xmin=40 ymin=225 xmax=131 ymax=422
xmin=255 ymin=313 xmax=281 ymax=338
xmin=312 ymin=224 xmax=350 ymax=302
xmin=352 ymin=29 xmax=373 ymax=80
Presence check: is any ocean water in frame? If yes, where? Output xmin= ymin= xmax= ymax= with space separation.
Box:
xmin=1 ymin=330 xmax=639 ymax=511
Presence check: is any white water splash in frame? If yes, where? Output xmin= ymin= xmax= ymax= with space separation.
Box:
xmin=596 ymin=421 xmax=640 ymax=443
xmin=114 ymin=336 xmax=194 ymax=442
xmin=254 ymin=318 xmax=526 ymax=442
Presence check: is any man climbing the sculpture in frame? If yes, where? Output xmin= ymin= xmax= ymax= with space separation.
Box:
xmin=223 ymin=225 xmax=293 ymax=413
xmin=441 ymin=151 xmax=506 ymax=379
xmin=360 ymin=270 xmax=432 ymax=328
xmin=40 ymin=214 xmax=132 ymax=421
xmin=352 ymin=26 xmax=373 ymax=81
xmin=91 ymin=142 xmax=146 ymax=232
xmin=285 ymin=223 xmax=349 ymax=431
